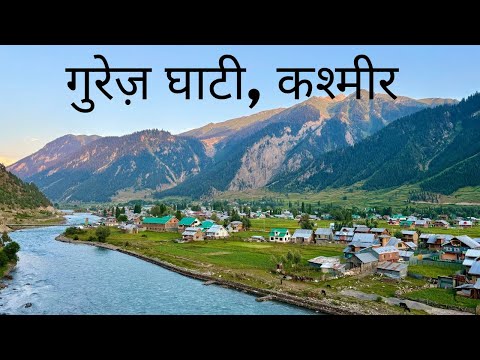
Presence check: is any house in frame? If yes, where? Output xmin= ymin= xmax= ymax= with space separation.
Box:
xmin=104 ymin=217 xmax=118 ymax=227
xmin=398 ymin=250 xmax=415 ymax=261
xmin=308 ymin=256 xmax=345 ymax=275
xmin=434 ymin=220 xmax=450 ymax=228
xmin=468 ymin=260 xmax=480 ymax=281
xmin=314 ymin=228 xmax=333 ymax=243
xmin=386 ymin=237 xmax=409 ymax=250
xmin=462 ymin=249 xmax=480 ymax=270
xmin=200 ymin=220 xmax=215 ymax=231
xmin=343 ymin=234 xmax=379 ymax=258
xmin=142 ymin=216 xmax=179 ymax=232
xmin=292 ymin=229 xmax=314 ymax=244
xmin=400 ymin=220 xmax=415 ymax=228
xmin=367 ymin=246 xmax=400 ymax=262
xmin=441 ymin=235 xmax=480 ymax=261
xmin=401 ymin=230 xmax=419 ymax=245
xmin=454 ymin=279 xmax=480 ymax=299
xmin=378 ymin=235 xmax=392 ymax=247
xmin=334 ymin=228 xmax=354 ymax=243
xmin=376 ymin=261 xmax=408 ymax=279
xmin=370 ymin=228 xmax=390 ymax=238
xmin=269 ymin=228 xmax=291 ymax=243
xmin=205 ymin=225 xmax=229 ymax=239
xmin=404 ymin=241 xmax=418 ymax=251
xmin=388 ymin=218 xmax=400 ymax=225
xmin=227 ymin=221 xmax=244 ymax=232
xmin=419 ymin=233 xmax=433 ymax=247
xmin=182 ymin=227 xmax=204 ymax=241
xmin=354 ymin=225 xmax=370 ymax=234
xmin=458 ymin=220 xmax=473 ymax=228
xmin=177 ymin=217 xmax=200 ymax=232
xmin=428 ymin=234 xmax=452 ymax=251
xmin=346 ymin=253 xmax=378 ymax=272
xmin=414 ymin=219 xmax=429 ymax=228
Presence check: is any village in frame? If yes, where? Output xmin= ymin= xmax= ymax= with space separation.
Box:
xmin=68 ymin=203 xmax=480 ymax=313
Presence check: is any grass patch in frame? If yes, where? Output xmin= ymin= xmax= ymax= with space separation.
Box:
xmin=407 ymin=288 xmax=480 ymax=309
xmin=325 ymin=275 xmax=427 ymax=298
xmin=408 ymin=264 xmax=462 ymax=278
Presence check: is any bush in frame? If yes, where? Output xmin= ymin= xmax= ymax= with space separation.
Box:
xmin=73 ymin=235 xmax=79 ymax=240
xmin=0 ymin=250 xmax=9 ymax=266
xmin=3 ymin=241 xmax=20 ymax=261
xmin=95 ymin=226 xmax=111 ymax=243
xmin=141 ymin=234 xmax=147 ymax=238
xmin=65 ymin=227 xmax=86 ymax=236
xmin=88 ymin=236 xmax=96 ymax=242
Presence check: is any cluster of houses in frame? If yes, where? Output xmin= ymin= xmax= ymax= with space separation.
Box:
xmin=386 ymin=214 xmax=478 ymax=229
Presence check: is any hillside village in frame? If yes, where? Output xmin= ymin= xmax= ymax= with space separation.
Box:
xmin=67 ymin=203 xmax=480 ymax=310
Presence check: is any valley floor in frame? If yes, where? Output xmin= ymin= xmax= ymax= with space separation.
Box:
xmin=62 ymin=228 xmax=479 ymax=315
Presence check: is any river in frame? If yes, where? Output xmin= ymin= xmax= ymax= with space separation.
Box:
xmin=0 ymin=213 xmax=312 ymax=315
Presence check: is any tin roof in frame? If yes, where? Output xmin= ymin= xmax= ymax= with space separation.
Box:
xmin=468 ymin=261 xmax=480 ymax=275
xmin=376 ymin=261 xmax=408 ymax=272
xmin=352 ymin=233 xmax=376 ymax=243
xmin=401 ymin=230 xmax=416 ymax=235
xmin=292 ymin=229 xmax=313 ymax=238
xmin=372 ymin=246 xmax=399 ymax=254
xmin=315 ymin=228 xmax=333 ymax=236
xmin=353 ymin=253 xmax=378 ymax=264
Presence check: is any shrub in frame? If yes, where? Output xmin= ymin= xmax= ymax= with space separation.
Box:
xmin=95 ymin=226 xmax=111 ymax=243
xmin=3 ymin=241 xmax=20 ymax=261
xmin=88 ymin=236 xmax=96 ymax=242
xmin=141 ymin=234 xmax=147 ymax=238
xmin=73 ymin=235 xmax=79 ymax=240
xmin=0 ymin=250 xmax=9 ymax=266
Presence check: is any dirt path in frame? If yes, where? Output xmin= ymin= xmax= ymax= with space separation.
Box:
xmin=340 ymin=289 xmax=471 ymax=315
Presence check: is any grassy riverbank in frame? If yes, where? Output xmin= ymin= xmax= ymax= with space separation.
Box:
xmin=59 ymin=228 xmax=476 ymax=314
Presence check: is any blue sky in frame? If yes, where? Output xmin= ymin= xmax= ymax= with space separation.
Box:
xmin=1 ymin=45 xmax=480 ymax=164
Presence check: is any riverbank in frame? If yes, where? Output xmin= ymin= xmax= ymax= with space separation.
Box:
xmin=56 ymin=234 xmax=417 ymax=315
xmin=0 ymin=261 xmax=16 ymax=289
xmin=1 ymin=207 xmax=65 ymax=233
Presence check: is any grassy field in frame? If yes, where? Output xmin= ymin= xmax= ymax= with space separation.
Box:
xmin=406 ymin=288 xmax=480 ymax=309
xmin=375 ymin=220 xmax=480 ymax=238
xmin=218 ymin=184 xmax=480 ymax=208
xmin=408 ymin=264 xmax=462 ymax=278
xmin=324 ymin=274 xmax=427 ymax=298
xmin=64 ymin=227 xmax=478 ymax=314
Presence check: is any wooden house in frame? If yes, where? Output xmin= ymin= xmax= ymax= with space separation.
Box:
xmin=400 ymin=220 xmax=415 ymax=229
xmin=401 ymin=230 xmax=419 ymax=245
xmin=414 ymin=219 xmax=429 ymax=228
xmin=434 ymin=220 xmax=450 ymax=228
xmin=370 ymin=228 xmax=390 ymax=238
xmin=457 ymin=220 xmax=473 ymax=228
xmin=314 ymin=228 xmax=333 ymax=243
xmin=462 ymin=249 xmax=480 ymax=270
xmin=386 ymin=237 xmax=409 ymax=250
xmin=354 ymin=225 xmax=370 ymax=234
xmin=468 ymin=260 xmax=480 ymax=281
xmin=441 ymin=235 xmax=480 ymax=262
xmin=269 ymin=228 xmax=291 ymax=243
xmin=177 ymin=217 xmax=200 ymax=232
xmin=292 ymin=229 xmax=314 ymax=244
xmin=227 ymin=221 xmax=244 ymax=232
xmin=182 ymin=227 xmax=204 ymax=241
xmin=346 ymin=253 xmax=378 ymax=273
xmin=427 ymin=234 xmax=452 ymax=251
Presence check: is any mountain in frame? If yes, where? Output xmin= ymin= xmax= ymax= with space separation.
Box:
xmin=268 ymin=93 xmax=480 ymax=195
xmin=158 ymin=92 xmax=457 ymax=199
xmin=13 ymin=92 xmax=456 ymax=203
xmin=8 ymin=134 xmax=101 ymax=179
xmin=25 ymin=130 xmax=210 ymax=202
xmin=0 ymin=164 xmax=51 ymax=209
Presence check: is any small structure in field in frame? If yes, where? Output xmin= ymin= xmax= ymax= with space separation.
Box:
xmin=376 ymin=261 xmax=408 ymax=279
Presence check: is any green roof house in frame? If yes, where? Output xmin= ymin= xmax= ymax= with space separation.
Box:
xmin=269 ymin=228 xmax=291 ymax=243
xmin=177 ymin=217 xmax=200 ymax=232
xmin=200 ymin=220 xmax=215 ymax=231
xmin=142 ymin=215 xmax=178 ymax=232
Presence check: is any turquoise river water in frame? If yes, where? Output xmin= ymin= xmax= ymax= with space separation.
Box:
xmin=0 ymin=213 xmax=312 ymax=314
